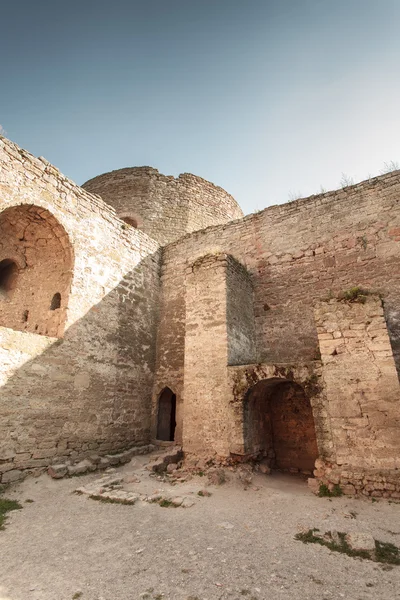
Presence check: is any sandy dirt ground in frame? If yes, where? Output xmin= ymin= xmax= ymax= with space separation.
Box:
xmin=1 ymin=454 xmax=400 ymax=600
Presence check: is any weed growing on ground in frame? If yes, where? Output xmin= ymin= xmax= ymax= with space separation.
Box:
xmin=296 ymin=529 xmax=400 ymax=565
xmin=0 ymin=497 xmax=22 ymax=530
xmin=318 ymin=483 xmax=343 ymax=497
xmin=159 ymin=499 xmax=177 ymax=508
xmin=375 ymin=541 xmax=400 ymax=565
xmin=338 ymin=286 xmax=370 ymax=304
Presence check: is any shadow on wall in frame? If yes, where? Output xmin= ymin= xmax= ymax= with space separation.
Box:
xmin=0 ymin=250 xmax=160 ymax=483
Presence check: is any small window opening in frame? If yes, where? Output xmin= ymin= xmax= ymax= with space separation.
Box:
xmin=0 ymin=259 xmax=18 ymax=296
xmin=122 ymin=216 xmax=138 ymax=228
xmin=22 ymin=310 xmax=29 ymax=323
xmin=50 ymin=292 xmax=61 ymax=310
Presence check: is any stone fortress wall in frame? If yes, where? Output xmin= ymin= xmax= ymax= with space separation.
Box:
xmin=82 ymin=167 xmax=244 ymax=246
xmin=1 ymin=134 xmax=400 ymax=499
xmin=154 ymin=171 xmax=400 ymax=496
xmin=0 ymin=137 xmax=161 ymax=484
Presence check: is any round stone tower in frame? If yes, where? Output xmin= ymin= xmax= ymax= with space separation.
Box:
xmin=82 ymin=167 xmax=243 ymax=246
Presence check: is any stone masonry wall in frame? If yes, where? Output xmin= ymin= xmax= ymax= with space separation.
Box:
xmin=150 ymin=248 xmax=186 ymax=445
xmin=154 ymin=171 xmax=400 ymax=465
xmin=226 ymin=256 xmax=257 ymax=366
xmin=183 ymin=254 xmax=232 ymax=456
xmin=315 ymin=295 xmax=400 ymax=471
xmin=82 ymin=167 xmax=243 ymax=246
xmin=0 ymin=136 xmax=161 ymax=484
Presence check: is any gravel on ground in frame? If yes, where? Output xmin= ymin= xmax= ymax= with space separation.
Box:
xmin=1 ymin=454 xmax=400 ymax=600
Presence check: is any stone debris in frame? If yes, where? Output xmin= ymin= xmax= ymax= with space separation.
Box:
xmin=124 ymin=475 xmax=141 ymax=484
xmin=74 ymin=469 xmax=196 ymax=508
xmin=181 ymin=498 xmax=195 ymax=508
xmin=68 ymin=459 xmax=96 ymax=476
xmin=47 ymin=444 xmax=154 ymax=479
xmin=307 ymin=478 xmax=319 ymax=494
xmin=345 ymin=532 xmax=376 ymax=552
xmin=47 ymin=464 xmax=68 ymax=479
xmin=166 ymin=462 xmax=178 ymax=474
xmin=170 ymin=496 xmax=184 ymax=507
xmin=147 ymin=494 xmax=162 ymax=503
xmin=147 ymin=447 xmax=183 ymax=474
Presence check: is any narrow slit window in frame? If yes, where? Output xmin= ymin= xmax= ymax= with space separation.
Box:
xmin=50 ymin=293 xmax=61 ymax=310
xmin=0 ymin=259 xmax=18 ymax=296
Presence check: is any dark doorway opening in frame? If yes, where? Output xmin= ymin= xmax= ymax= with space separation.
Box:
xmin=156 ymin=387 xmax=176 ymax=441
xmin=244 ymin=378 xmax=318 ymax=472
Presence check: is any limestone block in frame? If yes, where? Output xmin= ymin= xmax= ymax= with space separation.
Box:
xmin=307 ymin=478 xmax=319 ymax=494
xmin=345 ymin=532 xmax=375 ymax=552
xmin=171 ymin=496 xmax=184 ymax=506
xmin=48 ymin=464 xmax=68 ymax=479
xmin=68 ymin=459 xmax=94 ymax=476
xmin=2 ymin=469 xmax=23 ymax=483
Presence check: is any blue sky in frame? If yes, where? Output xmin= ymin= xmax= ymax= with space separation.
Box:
xmin=1 ymin=0 xmax=399 ymax=214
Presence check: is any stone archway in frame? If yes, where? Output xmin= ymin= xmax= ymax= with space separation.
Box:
xmin=244 ymin=378 xmax=318 ymax=472
xmin=0 ymin=204 xmax=73 ymax=337
xmin=156 ymin=387 xmax=177 ymax=442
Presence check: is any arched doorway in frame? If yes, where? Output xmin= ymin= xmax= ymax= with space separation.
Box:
xmin=244 ymin=378 xmax=318 ymax=472
xmin=0 ymin=204 xmax=73 ymax=337
xmin=156 ymin=387 xmax=177 ymax=441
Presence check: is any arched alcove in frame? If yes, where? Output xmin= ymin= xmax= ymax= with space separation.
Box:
xmin=0 ymin=204 xmax=74 ymax=337
xmin=156 ymin=387 xmax=177 ymax=441
xmin=244 ymin=378 xmax=318 ymax=472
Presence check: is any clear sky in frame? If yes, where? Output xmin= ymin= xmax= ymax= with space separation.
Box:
xmin=1 ymin=0 xmax=399 ymax=214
